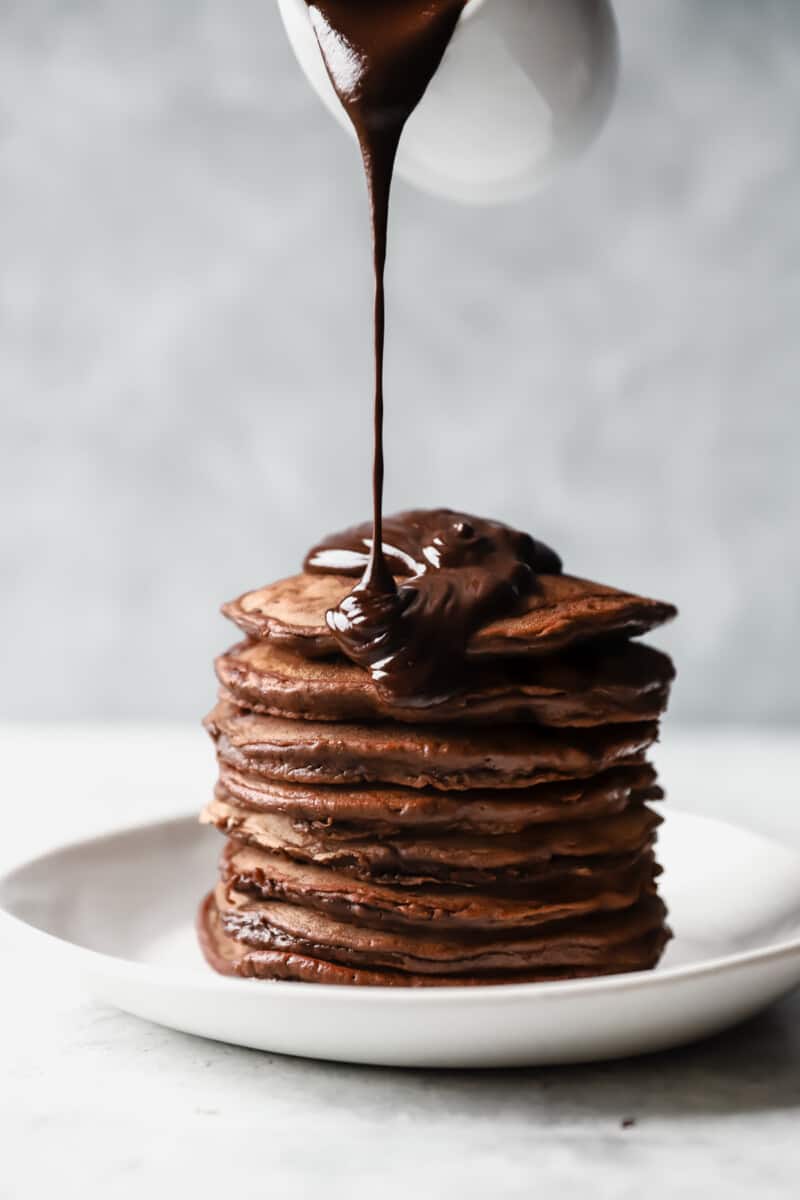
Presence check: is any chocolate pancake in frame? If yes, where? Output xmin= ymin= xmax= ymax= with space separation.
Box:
xmin=217 ymin=884 xmax=666 ymax=969
xmin=199 ymin=890 xmax=669 ymax=984
xmin=220 ymin=842 xmax=658 ymax=931
xmin=215 ymin=638 xmax=675 ymax=727
xmin=222 ymin=572 xmax=677 ymax=660
xmin=205 ymin=700 xmax=658 ymax=790
xmin=217 ymin=763 xmax=662 ymax=833
xmin=203 ymin=794 xmax=660 ymax=886
xmin=213 ymin=814 xmax=657 ymax=899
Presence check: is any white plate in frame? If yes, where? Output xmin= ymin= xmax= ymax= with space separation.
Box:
xmin=2 ymin=810 xmax=800 ymax=1068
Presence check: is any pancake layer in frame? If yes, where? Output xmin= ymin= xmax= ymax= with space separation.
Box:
xmin=198 ymin=892 xmax=669 ymax=985
xmin=205 ymin=701 xmax=658 ymax=790
xmin=215 ymin=638 xmax=675 ymax=727
xmin=202 ymin=793 xmax=661 ymax=888
xmin=222 ymin=572 xmax=677 ymax=659
xmin=216 ymin=763 xmax=662 ymax=832
xmin=218 ymin=841 xmax=660 ymax=930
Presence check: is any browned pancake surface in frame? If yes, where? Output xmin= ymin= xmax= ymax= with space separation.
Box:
xmin=217 ymin=763 xmax=661 ymax=833
xmin=205 ymin=700 xmax=658 ymax=790
xmin=217 ymin=884 xmax=666 ymax=969
xmin=216 ymin=638 xmax=674 ymax=727
xmin=220 ymin=841 xmax=659 ymax=931
xmin=203 ymin=794 xmax=660 ymax=882
xmin=198 ymin=892 xmax=669 ymax=985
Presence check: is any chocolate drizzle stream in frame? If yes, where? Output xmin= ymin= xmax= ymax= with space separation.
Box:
xmin=306 ymin=0 xmax=466 ymax=591
xmin=304 ymin=3 xmax=561 ymax=704
xmin=306 ymin=509 xmax=562 ymax=705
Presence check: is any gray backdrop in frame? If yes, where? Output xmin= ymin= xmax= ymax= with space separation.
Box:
xmin=1 ymin=0 xmax=798 ymax=722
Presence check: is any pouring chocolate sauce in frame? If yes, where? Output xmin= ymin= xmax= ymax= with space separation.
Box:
xmin=304 ymin=1 xmax=561 ymax=704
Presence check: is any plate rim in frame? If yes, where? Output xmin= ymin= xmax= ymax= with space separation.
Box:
xmin=2 ymin=808 xmax=800 ymax=1005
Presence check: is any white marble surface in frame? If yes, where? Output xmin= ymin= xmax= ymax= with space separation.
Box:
xmin=2 ymin=723 xmax=800 ymax=1198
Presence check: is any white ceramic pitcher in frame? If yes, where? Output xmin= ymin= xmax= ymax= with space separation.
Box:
xmin=277 ymin=0 xmax=619 ymax=204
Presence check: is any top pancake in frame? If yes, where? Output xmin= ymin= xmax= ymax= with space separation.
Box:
xmin=222 ymin=571 xmax=677 ymax=659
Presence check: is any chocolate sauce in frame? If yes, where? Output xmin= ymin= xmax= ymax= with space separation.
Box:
xmin=306 ymin=0 xmax=466 ymax=589
xmin=304 ymin=3 xmax=562 ymax=704
xmin=306 ymin=509 xmax=562 ymax=704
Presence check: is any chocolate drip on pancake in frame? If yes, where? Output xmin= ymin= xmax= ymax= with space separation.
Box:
xmin=306 ymin=509 xmax=561 ymax=706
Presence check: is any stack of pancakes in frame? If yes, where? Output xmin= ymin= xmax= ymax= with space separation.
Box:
xmin=198 ymin=570 xmax=676 ymax=986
